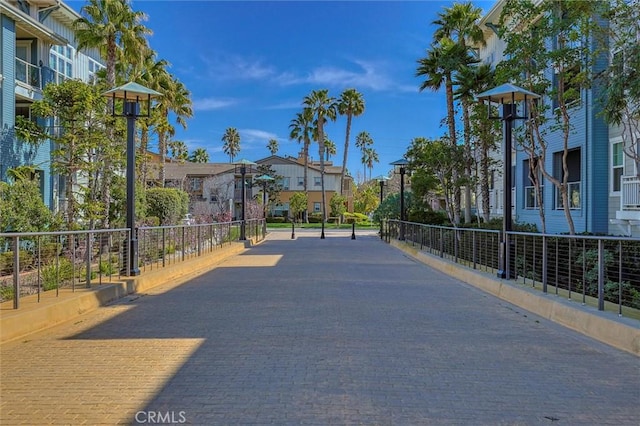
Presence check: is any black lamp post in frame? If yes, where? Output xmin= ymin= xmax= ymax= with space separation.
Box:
xmin=477 ymin=83 xmax=539 ymax=280
xmin=103 ymin=82 xmax=161 ymax=276
xmin=234 ymin=159 xmax=256 ymax=240
xmin=391 ymin=159 xmax=409 ymax=241
xmin=375 ymin=175 xmax=390 ymax=240
xmin=255 ymin=174 xmax=274 ymax=236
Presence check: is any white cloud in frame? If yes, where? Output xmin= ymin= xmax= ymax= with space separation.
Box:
xmin=200 ymin=53 xmax=277 ymax=81
xmin=239 ymin=128 xmax=279 ymax=142
xmin=192 ymin=97 xmax=238 ymax=111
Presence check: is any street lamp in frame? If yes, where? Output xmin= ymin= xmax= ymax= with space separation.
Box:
xmin=254 ymin=174 xmax=274 ymax=236
xmin=233 ymin=159 xmax=256 ymax=240
xmin=477 ymin=83 xmax=540 ymax=280
xmin=375 ymin=175 xmax=390 ymax=240
xmin=391 ymin=159 xmax=409 ymax=241
xmin=103 ymin=82 xmax=161 ymax=276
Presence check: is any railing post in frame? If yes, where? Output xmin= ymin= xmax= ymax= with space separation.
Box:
xmin=597 ymin=239 xmax=605 ymax=311
xmin=162 ymin=228 xmax=166 ymax=267
xmin=197 ymin=226 xmax=201 ymax=257
xmin=472 ymin=231 xmax=477 ymax=270
xmin=13 ymin=236 xmax=20 ymax=309
xmin=181 ymin=226 xmax=185 ymax=262
xmin=85 ymin=232 xmax=92 ymax=288
xmin=439 ymin=227 xmax=444 ymax=258
xmin=542 ymin=235 xmax=548 ymax=293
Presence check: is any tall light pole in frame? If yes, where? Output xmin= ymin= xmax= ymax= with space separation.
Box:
xmin=391 ymin=159 xmax=409 ymax=241
xmin=375 ymin=175 xmax=390 ymax=239
xmin=477 ymin=83 xmax=539 ymax=280
xmin=103 ymin=82 xmax=161 ymax=276
xmin=234 ymin=159 xmax=256 ymax=240
xmin=255 ymin=174 xmax=274 ymax=236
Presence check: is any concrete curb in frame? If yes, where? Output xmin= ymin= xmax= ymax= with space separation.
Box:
xmin=391 ymin=240 xmax=640 ymax=357
xmin=0 ymin=243 xmax=246 ymax=344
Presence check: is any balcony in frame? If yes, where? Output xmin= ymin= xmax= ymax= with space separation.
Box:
xmin=621 ymin=176 xmax=640 ymax=211
xmin=15 ymin=57 xmax=41 ymax=89
xmin=612 ymin=176 xmax=640 ymax=236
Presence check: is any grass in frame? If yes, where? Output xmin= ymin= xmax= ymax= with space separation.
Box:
xmin=266 ymin=222 xmax=379 ymax=230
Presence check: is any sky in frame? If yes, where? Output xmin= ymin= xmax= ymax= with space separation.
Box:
xmin=70 ymin=0 xmax=497 ymax=182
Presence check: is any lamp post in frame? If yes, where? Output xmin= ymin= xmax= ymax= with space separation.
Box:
xmin=255 ymin=174 xmax=274 ymax=236
xmin=375 ymin=175 xmax=390 ymax=240
xmin=103 ymin=82 xmax=161 ymax=276
xmin=234 ymin=159 xmax=256 ymax=240
xmin=477 ymin=83 xmax=539 ymax=280
xmin=391 ymin=159 xmax=409 ymax=241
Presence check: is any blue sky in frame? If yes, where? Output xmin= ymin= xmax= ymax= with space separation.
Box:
xmin=71 ymin=0 xmax=497 ymax=181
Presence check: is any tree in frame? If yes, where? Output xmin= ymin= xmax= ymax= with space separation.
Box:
xmin=288 ymin=192 xmax=308 ymax=222
xmin=497 ymin=0 xmax=604 ymax=235
xmin=0 ymin=170 xmax=60 ymax=233
xmin=168 ymin=140 xmax=189 ymax=162
xmin=406 ymin=137 xmax=466 ymax=226
xmin=324 ymin=137 xmax=337 ymax=161
xmin=30 ymin=80 xmax=111 ymax=230
xmin=353 ymin=182 xmax=379 ymax=215
xmin=222 ymin=127 xmax=241 ymax=162
xmin=189 ymin=148 xmax=209 ymax=163
xmin=303 ymin=89 xmax=338 ymax=224
xmin=599 ymin=0 xmax=640 ymax=179
xmin=361 ymin=147 xmax=379 ymax=181
xmin=267 ymin=138 xmax=279 ymax=155
xmin=329 ymin=193 xmax=347 ymax=225
xmin=73 ymin=0 xmax=152 ymax=229
xmin=355 ymin=131 xmax=373 ymax=181
xmin=337 ymin=88 xmax=365 ymax=195
xmin=289 ymin=108 xmax=315 ymax=221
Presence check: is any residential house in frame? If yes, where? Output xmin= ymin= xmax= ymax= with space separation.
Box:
xmin=0 ymin=0 xmax=104 ymax=212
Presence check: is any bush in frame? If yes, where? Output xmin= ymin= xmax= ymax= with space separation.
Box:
xmin=266 ymin=217 xmax=286 ymax=223
xmin=0 ymin=284 xmax=14 ymax=302
xmin=145 ymin=188 xmax=189 ymax=225
xmin=41 ymin=257 xmax=74 ymax=291
xmin=0 ymin=250 xmax=34 ymax=274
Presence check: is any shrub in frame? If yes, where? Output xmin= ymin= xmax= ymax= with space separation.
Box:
xmin=41 ymin=257 xmax=74 ymax=291
xmin=0 ymin=250 xmax=34 ymax=274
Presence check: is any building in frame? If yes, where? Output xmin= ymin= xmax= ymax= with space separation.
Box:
xmin=475 ymin=0 xmax=639 ymax=236
xmin=149 ymin=151 xmax=355 ymax=221
xmin=0 ymin=0 xmax=104 ymax=211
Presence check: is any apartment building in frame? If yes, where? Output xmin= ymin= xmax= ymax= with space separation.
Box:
xmin=0 ymin=0 xmax=104 ymax=211
xmin=476 ymin=0 xmax=639 ymax=236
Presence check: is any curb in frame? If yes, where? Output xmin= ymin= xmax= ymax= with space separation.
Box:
xmin=0 ymin=243 xmax=246 ymax=344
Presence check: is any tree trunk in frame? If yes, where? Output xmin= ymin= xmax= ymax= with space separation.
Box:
xmin=340 ymin=114 xmax=352 ymax=196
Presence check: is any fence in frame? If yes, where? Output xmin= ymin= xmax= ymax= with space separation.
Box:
xmin=0 ymin=219 xmax=265 ymax=309
xmin=383 ymin=220 xmax=640 ymax=317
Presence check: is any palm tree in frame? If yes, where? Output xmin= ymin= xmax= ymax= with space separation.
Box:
xmin=454 ymin=62 xmax=492 ymax=223
xmin=303 ymin=89 xmax=338 ymax=231
xmin=435 ymin=1 xmax=485 ymax=224
xmin=289 ymin=109 xmax=315 ymax=221
xmin=222 ymin=127 xmax=241 ymax=162
xmin=168 ymin=140 xmax=188 ymax=162
xmin=189 ymin=148 xmax=209 ymax=163
xmin=355 ymin=131 xmax=373 ymax=179
xmin=416 ymin=38 xmax=469 ymax=224
xmin=155 ymin=77 xmax=193 ymax=185
xmin=74 ymin=0 xmax=152 ymax=229
xmin=362 ymin=147 xmax=379 ymax=181
xmin=267 ymin=138 xmax=279 ymax=155
xmin=324 ymin=137 xmax=336 ymax=161
xmin=337 ymin=88 xmax=365 ymax=195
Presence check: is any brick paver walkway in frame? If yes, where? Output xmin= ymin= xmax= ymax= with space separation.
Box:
xmin=1 ymin=229 xmax=638 ymax=425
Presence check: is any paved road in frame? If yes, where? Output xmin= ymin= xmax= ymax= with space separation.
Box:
xmin=1 ymin=229 xmax=638 ymax=425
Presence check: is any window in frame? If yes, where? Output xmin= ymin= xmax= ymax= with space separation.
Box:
xmin=523 ymin=158 xmax=543 ymax=209
xmin=314 ymin=177 xmax=321 ymax=186
xmin=313 ymin=202 xmax=321 ymax=212
xmin=278 ymin=177 xmax=290 ymax=190
xmin=554 ymin=149 xmax=581 ymax=209
xmin=49 ymin=44 xmax=73 ymax=83
xmin=297 ymin=176 xmax=304 ymax=186
xmin=612 ymin=141 xmax=624 ymax=193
